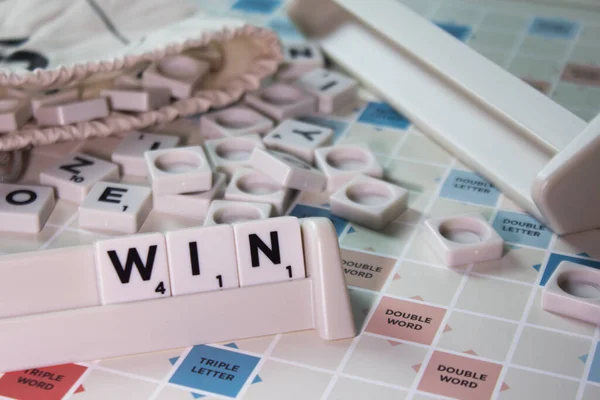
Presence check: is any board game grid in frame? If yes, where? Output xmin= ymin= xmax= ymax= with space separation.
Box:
xmin=1 ymin=0 xmax=600 ymax=399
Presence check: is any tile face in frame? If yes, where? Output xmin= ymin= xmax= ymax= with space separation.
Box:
xmin=232 ymin=216 xmax=305 ymax=286
xmin=499 ymin=367 xmax=579 ymax=400
xmin=40 ymin=152 xmax=119 ymax=204
xmin=437 ymin=311 xmax=517 ymax=362
xmin=341 ymin=248 xmax=396 ymax=291
xmin=153 ymin=172 xmax=227 ymax=220
xmin=0 ymin=183 xmax=55 ymax=233
xmin=249 ymin=147 xmax=326 ymax=192
xmin=145 ymin=146 xmax=212 ymax=195
xmin=343 ymin=334 xmax=428 ymax=387
xmin=79 ymin=182 xmax=152 ymax=234
xmin=263 ymin=119 xmax=333 ymax=164
xmin=0 ymin=363 xmax=87 ymax=400
xmin=111 ymin=131 xmax=180 ymax=176
xmin=296 ymin=68 xmax=358 ymax=113
xmin=418 ymin=351 xmax=503 ymax=399
xmin=492 ymin=210 xmax=552 ymax=249
xmin=95 ymin=232 xmax=171 ymax=304
xmin=366 ymin=296 xmax=446 ymax=345
xmin=245 ymin=82 xmax=316 ymax=121
xmin=166 ymin=224 xmax=239 ymax=295
xmin=512 ymin=326 xmax=592 ymax=378
xmin=277 ymin=42 xmax=324 ymax=81
xmin=169 ymin=344 xmax=260 ymax=398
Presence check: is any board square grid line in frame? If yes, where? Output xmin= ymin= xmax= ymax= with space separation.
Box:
xmin=1 ymin=0 xmax=600 ymax=399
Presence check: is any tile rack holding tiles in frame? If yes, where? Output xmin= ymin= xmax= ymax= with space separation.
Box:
xmin=1 ymin=0 xmax=600 ymax=399
xmin=0 ymin=216 xmax=356 ymax=372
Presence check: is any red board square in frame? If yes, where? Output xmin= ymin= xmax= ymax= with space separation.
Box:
xmin=0 ymin=364 xmax=87 ymax=400
xmin=365 ymin=296 xmax=446 ymax=345
xmin=418 ymin=351 xmax=503 ymax=400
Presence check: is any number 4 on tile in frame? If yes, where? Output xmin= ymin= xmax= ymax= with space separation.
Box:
xmin=95 ymin=232 xmax=171 ymax=304
xmin=233 ymin=216 xmax=306 ymax=287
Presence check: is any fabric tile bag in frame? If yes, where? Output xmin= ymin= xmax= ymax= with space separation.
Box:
xmin=0 ymin=0 xmax=282 ymax=181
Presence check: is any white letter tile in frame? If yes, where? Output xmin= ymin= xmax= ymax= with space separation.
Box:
xmin=95 ymin=232 xmax=171 ymax=305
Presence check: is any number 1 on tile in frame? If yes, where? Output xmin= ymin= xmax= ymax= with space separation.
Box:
xmin=233 ymin=216 xmax=306 ymax=287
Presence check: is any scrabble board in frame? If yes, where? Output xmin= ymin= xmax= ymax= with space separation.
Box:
xmin=1 ymin=0 xmax=600 ymax=399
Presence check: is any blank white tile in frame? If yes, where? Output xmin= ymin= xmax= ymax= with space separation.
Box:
xmin=95 ymin=232 xmax=171 ymax=305
xmin=35 ymin=97 xmax=110 ymax=126
xmin=112 ymin=131 xmax=180 ymax=176
xmin=277 ymin=42 xmax=324 ymax=81
xmin=166 ymin=224 xmax=240 ymax=295
xmin=0 ymin=183 xmax=55 ymax=233
xmin=200 ymin=105 xmax=274 ymax=138
xmin=145 ymin=146 xmax=212 ymax=195
xmin=295 ymin=68 xmax=358 ymax=114
xmin=39 ymin=152 xmax=120 ymax=204
xmin=245 ymin=83 xmax=316 ymax=121
xmin=249 ymin=147 xmax=326 ymax=192
xmin=79 ymin=182 xmax=152 ymax=234
xmin=263 ymin=119 xmax=334 ymax=163
xmin=0 ymin=245 xmax=99 ymax=318
xmin=232 ymin=216 xmax=306 ymax=286
xmin=314 ymin=145 xmax=383 ymax=191
xmin=204 ymin=199 xmax=272 ymax=226
xmin=204 ymin=134 xmax=265 ymax=178
xmin=101 ymin=87 xmax=171 ymax=112
xmin=153 ymin=172 xmax=227 ymax=220
xmin=224 ymin=167 xmax=292 ymax=215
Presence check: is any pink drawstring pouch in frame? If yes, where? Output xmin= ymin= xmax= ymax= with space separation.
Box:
xmin=0 ymin=0 xmax=283 ymax=180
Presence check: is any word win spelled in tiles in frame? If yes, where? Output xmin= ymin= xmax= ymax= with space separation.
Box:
xmin=95 ymin=232 xmax=171 ymax=305
xmin=40 ymin=152 xmax=119 ymax=204
xmin=233 ymin=216 xmax=306 ymax=286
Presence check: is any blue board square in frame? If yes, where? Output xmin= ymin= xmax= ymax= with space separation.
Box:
xmin=170 ymin=345 xmax=260 ymax=397
xmin=267 ymin=17 xmax=304 ymax=40
xmin=434 ymin=22 xmax=472 ymax=41
xmin=540 ymin=253 xmax=600 ymax=286
xmin=588 ymin=344 xmax=600 ymax=383
xmin=528 ymin=17 xmax=580 ymax=39
xmin=289 ymin=204 xmax=348 ymax=236
xmin=231 ymin=0 xmax=281 ymax=14
xmin=492 ymin=211 xmax=552 ymax=249
xmin=439 ymin=170 xmax=500 ymax=207
xmin=357 ymin=102 xmax=411 ymax=130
